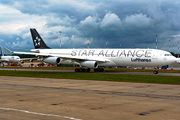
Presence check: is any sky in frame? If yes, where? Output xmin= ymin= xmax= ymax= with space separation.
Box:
xmin=1 ymin=0 xmax=180 ymax=53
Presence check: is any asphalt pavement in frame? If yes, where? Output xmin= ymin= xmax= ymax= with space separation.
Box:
xmin=0 ymin=76 xmax=180 ymax=120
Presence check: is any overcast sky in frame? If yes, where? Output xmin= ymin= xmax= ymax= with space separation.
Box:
xmin=1 ymin=0 xmax=180 ymax=53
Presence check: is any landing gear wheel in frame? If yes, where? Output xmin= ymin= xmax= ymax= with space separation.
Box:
xmin=75 ymin=68 xmax=79 ymax=72
xmin=79 ymin=68 xmax=82 ymax=72
xmin=86 ymin=68 xmax=90 ymax=72
xmin=153 ymin=70 xmax=158 ymax=74
xmin=75 ymin=68 xmax=90 ymax=72
xmin=94 ymin=68 xmax=104 ymax=72
xmin=82 ymin=68 xmax=85 ymax=72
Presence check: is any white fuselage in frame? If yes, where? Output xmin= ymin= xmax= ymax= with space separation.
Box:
xmin=0 ymin=56 xmax=21 ymax=64
xmin=31 ymin=48 xmax=177 ymax=67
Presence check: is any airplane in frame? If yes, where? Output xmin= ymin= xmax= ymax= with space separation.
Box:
xmin=0 ymin=47 xmax=24 ymax=66
xmin=3 ymin=28 xmax=178 ymax=74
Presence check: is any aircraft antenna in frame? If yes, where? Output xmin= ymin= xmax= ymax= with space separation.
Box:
xmin=169 ymin=39 xmax=170 ymax=53
xmin=155 ymin=34 xmax=157 ymax=49
xmin=87 ymin=36 xmax=89 ymax=49
xmin=59 ymin=31 xmax=62 ymax=49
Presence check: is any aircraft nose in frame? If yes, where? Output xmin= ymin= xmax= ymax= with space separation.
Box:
xmin=166 ymin=57 xmax=176 ymax=64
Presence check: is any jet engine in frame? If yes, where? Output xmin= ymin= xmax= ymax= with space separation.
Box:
xmin=30 ymin=59 xmax=33 ymax=62
xmin=43 ymin=57 xmax=61 ymax=65
xmin=20 ymin=60 xmax=24 ymax=64
xmin=81 ymin=61 xmax=98 ymax=68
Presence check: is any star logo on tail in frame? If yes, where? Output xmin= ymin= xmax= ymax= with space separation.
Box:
xmin=34 ymin=37 xmax=41 ymax=47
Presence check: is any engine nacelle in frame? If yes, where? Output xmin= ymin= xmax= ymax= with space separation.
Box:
xmin=30 ymin=59 xmax=34 ymax=62
xmin=20 ymin=60 xmax=24 ymax=64
xmin=43 ymin=57 xmax=61 ymax=65
xmin=81 ymin=61 xmax=98 ymax=68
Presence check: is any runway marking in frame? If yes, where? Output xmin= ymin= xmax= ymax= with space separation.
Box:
xmin=0 ymin=107 xmax=82 ymax=120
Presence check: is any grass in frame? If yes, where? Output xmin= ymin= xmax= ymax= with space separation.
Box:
xmin=0 ymin=70 xmax=180 ymax=84
xmin=1 ymin=66 xmax=180 ymax=73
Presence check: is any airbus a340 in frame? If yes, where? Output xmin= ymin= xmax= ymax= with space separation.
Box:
xmin=4 ymin=29 xmax=177 ymax=74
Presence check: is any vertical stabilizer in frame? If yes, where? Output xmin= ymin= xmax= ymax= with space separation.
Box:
xmin=0 ymin=47 xmax=4 ymax=56
xmin=30 ymin=29 xmax=51 ymax=49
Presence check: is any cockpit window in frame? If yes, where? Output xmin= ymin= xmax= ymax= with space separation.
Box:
xmin=164 ymin=54 xmax=172 ymax=56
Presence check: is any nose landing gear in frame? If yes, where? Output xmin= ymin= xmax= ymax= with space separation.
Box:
xmin=153 ymin=67 xmax=158 ymax=74
xmin=153 ymin=70 xmax=158 ymax=74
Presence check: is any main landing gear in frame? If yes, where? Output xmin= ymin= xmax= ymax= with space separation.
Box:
xmin=94 ymin=68 xmax=104 ymax=72
xmin=74 ymin=68 xmax=104 ymax=72
xmin=75 ymin=68 xmax=90 ymax=72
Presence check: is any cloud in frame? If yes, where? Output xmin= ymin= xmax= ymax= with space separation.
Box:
xmin=0 ymin=3 xmax=48 ymax=35
xmin=0 ymin=39 xmax=4 ymax=43
xmin=46 ymin=16 xmax=77 ymax=27
xmin=1 ymin=0 xmax=180 ymax=52
xmin=124 ymin=13 xmax=151 ymax=28
xmin=100 ymin=12 xmax=122 ymax=30
xmin=78 ymin=15 xmax=100 ymax=32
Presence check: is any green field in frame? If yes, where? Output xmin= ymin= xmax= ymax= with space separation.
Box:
xmin=0 ymin=70 xmax=180 ymax=84
xmin=1 ymin=67 xmax=180 ymax=73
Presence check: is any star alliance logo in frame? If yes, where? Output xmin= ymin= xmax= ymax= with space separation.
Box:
xmin=34 ymin=36 xmax=41 ymax=47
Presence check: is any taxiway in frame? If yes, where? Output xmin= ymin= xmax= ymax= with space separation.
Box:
xmin=0 ymin=76 xmax=180 ymax=120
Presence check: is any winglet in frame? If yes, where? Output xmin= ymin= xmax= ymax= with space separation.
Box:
xmin=3 ymin=47 xmax=14 ymax=53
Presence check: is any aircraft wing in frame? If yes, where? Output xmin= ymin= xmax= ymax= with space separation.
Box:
xmin=14 ymin=48 xmax=32 ymax=52
xmin=3 ymin=47 xmax=109 ymax=62
xmin=20 ymin=57 xmax=38 ymax=61
xmin=56 ymin=55 xmax=109 ymax=62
